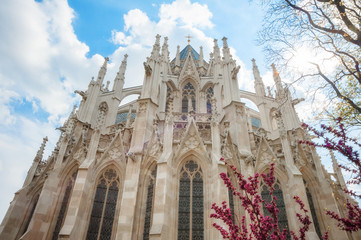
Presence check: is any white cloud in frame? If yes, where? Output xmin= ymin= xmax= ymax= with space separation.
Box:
xmin=159 ymin=0 xmax=213 ymax=29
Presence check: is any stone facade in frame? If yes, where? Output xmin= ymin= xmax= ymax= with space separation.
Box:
xmin=0 ymin=35 xmax=359 ymax=240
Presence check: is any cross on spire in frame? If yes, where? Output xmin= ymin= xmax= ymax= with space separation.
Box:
xmin=185 ymin=34 xmax=192 ymax=45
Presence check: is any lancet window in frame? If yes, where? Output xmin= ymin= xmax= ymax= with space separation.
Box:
xmin=305 ymin=187 xmax=322 ymax=238
xmin=52 ymin=171 xmax=78 ymax=240
xmin=178 ymin=160 xmax=203 ymax=240
xmin=182 ymin=82 xmax=196 ymax=113
xmin=227 ymin=173 xmax=235 ymax=222
xmin=206 ymin=87 xmax=214 ymax=113
xmin=143 ymin=166 xmax=157 ymax=240
xmin=261 ymin=180 xmax=290 ymax=239
xmin=86 ymin=168 xmax=120 ymax=240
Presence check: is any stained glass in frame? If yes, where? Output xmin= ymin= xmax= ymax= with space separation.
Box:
xmin=178 ymin=160 xmax=203 ymax=240
xmin=52 ymin=171 xmax=77 ymax=240
xmin=143 ymin=166 xmax=157 ymax=240
xmin=192 ymin=172 xmax=203 ymax=239
xmin=261 ymin=181 xmax=290 ymax=239
xmin=182 ymin=83 xmax=196 ymax=113
xmin=178 ymin=172 xmax=190 ymax=240
xmin=86 ymin=169 xmax=120 ymax=240
xmin=306 ymin=187 xmax=322 ymax=238
xmin=182 ymin=97 xmax=188 ymax=113
xmin=206 ymin=87 xmax=214 ymax=114
xmin=227 ymin=174 xmax=235 ymax=223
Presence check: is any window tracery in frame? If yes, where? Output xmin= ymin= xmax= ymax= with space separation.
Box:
xmin=86 ymin=168 xmax=120 ymax=240
xmin=261 ymin=180 xmax=290 ymax=239
xmin=178 ymin=160 xmax=203 ymax=240
xmin=206 ymin=87 xmax=214 ymax=113
xmin=52 ymin=171 xmax=78 ymax=240
xmin=182 ymin=82 xmax=196 ymax=113
xmin=143 ymin=166 xmax=157 ymax=240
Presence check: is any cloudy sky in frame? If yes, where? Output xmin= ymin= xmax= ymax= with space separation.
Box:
xmin=0 ymin=0 xmax=334 ymax=221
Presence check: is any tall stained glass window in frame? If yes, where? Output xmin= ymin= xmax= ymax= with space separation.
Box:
xmin=52 ymin=171 xmax=78 ymax=240
xmin=182 ymin=82 xmax=196 ymax=113
xmin=178 ymin=160 xmax=203 ymax=240
xmin=306 ymin=187 xmax=322 ymax=238
xmin=261 ymin=181 xmax=290 ymax=239
xmin=227 ymin=173 xmax=235 ymax=223
xmin=86 ymin=168 xmax=120 ymax=240
xmin=206 ymin=87 xmax=214 ymax=113
xmin=143 ymin=166 xmax=157 ymax=240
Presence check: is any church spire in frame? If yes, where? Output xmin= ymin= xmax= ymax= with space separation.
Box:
xmin=271 ymin=63 xmax=284 ymax=94
xmin=199 ymin=46 xmax=204 ymax=68
xmin=34 ymin=137 xmax=48 ymax=163
xmin=331 ymin=151 xmax=347 ymax=189
xmin=161 ymin=37 xmax=169 ymax=60
xmin=96 ymin=57 xmax=109 ymax=85
xmin=222 ymin=37 xmax=231 ymax=62
xmin=113 ymin=54 xmax=128 ymax=93
xmin=252 ymin=59 xmax=266 ymax=97
xmin=150 ymin=34 xmax=161 ymax=60
xmin=175 ymin=45 xmax=181 ymax=66
xmin=213 ymin=39 xmax=220 ymax=61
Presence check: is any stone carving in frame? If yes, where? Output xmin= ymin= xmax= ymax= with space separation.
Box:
xmin=108 ymin=148 xmax=121 ymax=161
xmin=138 ymin=101 xmax=148 ymax=113
xmin=143 ymin=62 xmax=152 ymax=76
xmin=96 ymin=102 xmax=108 ymax=129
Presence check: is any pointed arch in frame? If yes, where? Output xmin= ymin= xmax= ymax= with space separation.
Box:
xmin=177 ymin=159 xmax=204 ymax=239
xmin=182 ymin=82 xmax=196 ymax=113
xmin=86 ymin=167 xmax=121 ymax=240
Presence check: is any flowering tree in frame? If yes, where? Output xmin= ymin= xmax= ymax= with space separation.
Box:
xmin=210 ymin=160 xmax=311 ymax=240
xmin=301 ymin=118 xmax=361 ymax=233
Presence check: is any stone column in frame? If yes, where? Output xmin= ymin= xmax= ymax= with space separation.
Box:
xmin=115 ymin=155 xmax=142 ymax=239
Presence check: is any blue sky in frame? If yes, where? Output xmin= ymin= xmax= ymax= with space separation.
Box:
xmin=0 ymin=0 xmax=339 ymax=222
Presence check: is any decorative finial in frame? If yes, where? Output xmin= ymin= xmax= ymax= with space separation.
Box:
xmin=185 ymin=34 xmax=192 ymax=45
xmin=155 ymin=34 xmax=161 ymax=45
xmin=222 ymin=37 xmax=228 ymax=48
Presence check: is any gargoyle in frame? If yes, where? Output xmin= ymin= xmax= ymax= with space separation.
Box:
xmin=74 ymin=90 xmax=87 ymax=100
xmin=143 ymin=62 xmax=152 ymax=77
xmin=231 ymin=65 xmax=240 ymax=80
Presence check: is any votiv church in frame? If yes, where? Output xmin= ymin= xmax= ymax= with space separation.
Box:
xmin=0 ymin=35 xmax=358 ymax=240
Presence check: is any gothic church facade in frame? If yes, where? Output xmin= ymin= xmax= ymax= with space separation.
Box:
xmin=0 ymin=35 xmax=358 ymax=240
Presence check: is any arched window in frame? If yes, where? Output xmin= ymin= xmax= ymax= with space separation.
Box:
xmin=261 ymin=181 xmax=290 ymax=239
xmin=206 ymin=87 xmax=214 ymax=113
xmin=182 ymin=82 xmax=196 ymax=113
xmin=52 ymin=171 xmax=78 ymax=240
xmin=178 ymin=160 xmax=203 ymax=239
xmin=305 ymin=187 xmax=322 ymax=238
xmin=86 ymin=168 xmax=120 ymax=240
xmin=143 ymin=166 xmax=157 ymax=240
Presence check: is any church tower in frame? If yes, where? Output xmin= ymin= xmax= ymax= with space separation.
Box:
xmin=0 ymin=35 xmax=358 ymax=240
